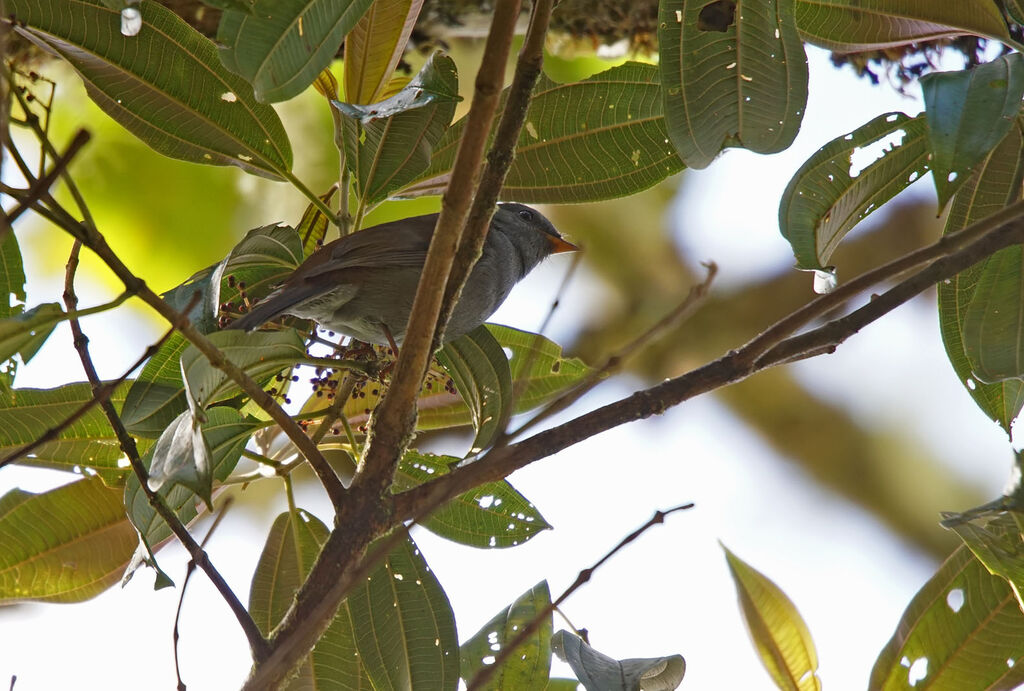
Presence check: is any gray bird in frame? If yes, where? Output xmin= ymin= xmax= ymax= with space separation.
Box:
xmin=227 ymin=203 xmax=577 ymax=348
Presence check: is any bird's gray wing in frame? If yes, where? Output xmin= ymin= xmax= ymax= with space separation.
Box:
xmin=299 ymin=214 xmax=437 ymax=280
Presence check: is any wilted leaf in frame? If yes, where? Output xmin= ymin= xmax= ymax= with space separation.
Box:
xmin=921 ymin=55 xmax=1024 ymax=210
xmin=722 ymin=544 xmax=820 ymax=691
xmin=551 ymin=630 xmax=685 ymax=691
xmin=461 ymin=581 xmax=552 ymax=690
xmin=779 ymin=112 xmax=930 ymax=270
xmin=217 ymin=0 xmax=374 ymax=103
xmin=659 ymin=0 xmax=808 ymax=169
xmin=10 ymin=0 xmax=293 ymax=178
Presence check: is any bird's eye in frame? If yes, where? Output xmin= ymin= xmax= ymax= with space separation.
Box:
xmin=518 ymin=209 xmax=533 ymax=221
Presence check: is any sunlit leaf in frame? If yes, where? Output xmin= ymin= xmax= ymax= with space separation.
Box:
xmin=9 ymin=0 xmax=293 ymax=178
xmin=938 ymin=119 xmax=1024 ymax=432
xmin=870 ymin=545 xmax=1024 ymax=690
xmin=394 ymin=451 xmax=551 ymax=549
xmin=122 ymin=334 xmax=190 ymax=438
xmin=945 ymin=513 xmax=1024 ymax=611
xmin=337 ymin=53 xmax=460 ymax=205
xmin=0 ymin=477 xmax=136 ymax=603
xmin=0 ymin=232 xmax=26 ymax=320
xmin=217 ymin=0 xmax=374 ymax=103
xmin=793 ymin=0 xmax=1010 ymax=51
xmin=722 ymin=544 xmax=820 ymax=691
xmin=921 ymin=55 xmax=1024 ymax=210
xmin=296 ymin=191 xmax=337 ymax=257
xmin=0 ymin=382 xmax=134 ymax=482
xmin=249 ymin=509 xmax=371 ymax=688
xmin=461 ymin=581 xmax=552 ymax=690
xmin=779 ymin=112 xmax=930 ymax=270
xmin=0 ymin=302 xmax=64 ymax=368
xmin=348 ymin=535 xmax=459 ymax=690
xmin=401 ymin=62 xmax=684 ymax=203
xmin=658 ymin=0 xmax=808 ymax=169
xmin=343 ymin=0 xmax=425 ymax=105
xmin=551 ymin=630 xmax=685 ymax=691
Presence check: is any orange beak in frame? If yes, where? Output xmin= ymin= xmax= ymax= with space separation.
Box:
xmin=547 ymin=234 xmax=579 ymax=253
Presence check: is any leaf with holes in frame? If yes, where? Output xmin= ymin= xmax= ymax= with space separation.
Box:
xmin=249 ymin=509 xmax=372 ymax=688
xmin=0 ymin=477 xmax=137 ymax=603
xmin=723 ymin=544 xmax=821 ymax=691
xmin=944 ymin=513 xmax=1024 ymax=612
xmin=793 ymin=0 xmax=1010 ymax=51
xmin=400 ymin=62 xmax=684 ymax=203
xmin=659 ymin=0 xmax=807 ymax=169
xmin=337 ymin=53 xmax=460 ymax=206
xmin=348 ymin=535 xmax=459 ymax=690
xmin=551 ymin=630 xmax=686 ymax=691
xmin=939 ymin=119 xmax=1024 ymax=432
xmin=922 ymin=55 xmax=1024 ymax=211
xmin=779 ymin=112 xmax=930 ymax=271
xmin=461 ymin=581 xmax=552 ymax=690
xmin=217 ymin=0 xmax=373 ymax=103
xmin=870 ymin=545 xmax=1024 ymax=690
xmin=9 ymin=0 xmax=293 ymax=178
xmin=394 ymin=451 xmax=551 ymax=549
xmin=343 ymin=0 xmax=425 ymax=105
xmin=180 ymin=329 xmax=307 ymax=412
xmin=0 ymin=382 xmax=136 ymax=482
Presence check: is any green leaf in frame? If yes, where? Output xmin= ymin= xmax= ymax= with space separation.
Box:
xmin=461 ymin=581 xmax=552 ymax=690
xmin=944 ymin=513 xmax=1024 ymax=611
xmin=961 ymin=246 xmax=1024 ymax=383
xmin=0 ymin=382 xmax=135 ymax=482
xmin=436 ymin=325 xmax=512 ymax=455
xmin=296 ymin=193 xmax=336 ymax=258
xmin=394 ymin=451 xmax=551 ymax=549
xmin=869 ymin=544 xmax=1024 ymax=690
xmin=348 ymin=535 xmax=459 ymax=690
xmin=722 ymin=544 xmax=820 ymax=691
xmin=0 ymin=302 xmax=64 ymax=368
xmin=249 ymin=509 xmax=371 ymax=688
xmin=779 ymin=112 xmax=930 ymax=271
xmin=0 ymin=232 xmax=26 ymax=320
xmin=658 ymin=0 xmax=808 ymax=169
xmin=0 ymin=477 xmax=137 ymax=603
xmin=938 ymin=119 xmax=1024 ymax=432
xmin=551 ymin=630 xmax=686 ymax=691
xmin=180 ymin=329 xmax=307 ymax=411
xmin=122 ymin=333 xmax=190 ymax=438
xmin=9 ymin=0 xmax=293 ymax=178
xmin=143 ymin=409 xmax=212 ymax=505
xmin=922 ymin=55 xmax=1024 ymax=210
xmin=123 ymin=408 xmax=256 ymax=583
xmin=1008 ymin=0 xmax=1024 ymax=25
xmin=401 ymin=62 xmax=684 ymax=204
xmin=217 ymin=0 xmax=374 ymax=103
xmin=343 ymin=0 xmax=425 ymax=105
xmin=793 ymin=0 xmax=1010 ymax=51
xmin=337 ymin=52 xmax=460 ymax=206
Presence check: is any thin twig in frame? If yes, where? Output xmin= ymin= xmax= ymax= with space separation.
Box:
xmin=173 ymin=497 xmax=235 ymax=691
xmin=1 ymin=129 xmax=90 ymax=231
xmin=468 ymin=503 xmax=695 ymax=690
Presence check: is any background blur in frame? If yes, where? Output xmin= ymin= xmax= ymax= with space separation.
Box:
xmin=0 ymin=39 xmax=1015 ymax=690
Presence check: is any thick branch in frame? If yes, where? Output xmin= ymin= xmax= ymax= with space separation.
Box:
xmin=392 ymin=203 xmax=1024 ymax=523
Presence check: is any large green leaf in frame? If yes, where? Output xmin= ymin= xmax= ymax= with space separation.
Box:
xmin=551 ymin=630 xmax=686 ymax=691
xmin=0 ymin=382 xmax=134 ymax=482
xmin=793 ymin=0 xmax=1010 ymax=51
xmin=180 ymin=329 xmax=307 ymax=411
xmin=938 ymin=120 xmax=1024 ymax=433
xmin=217 ymin=0 xmax=374 ymax=103
xmin=10 ymin=0 xmax=293 ymax=178
xmin=436 ymin=325 xmax=512 ymax=455
xmin=0 ymin=232 xmax=25 ymax=322
xmin=0 ymin=303 xmax=64 ymax=369
xmin=343 ymin=0 xmax=424 ymax=105
xmin=723 ymin=545 xmax=820 ymax=691
xmin=337 ymin=52 xmax=460 ymax=206
xmin=0 ymin=477 xmax=137 ymax=603
xmin=870 ymin=545 xmax=1024 ymax=690
xmin=122 ymin=333 xmax=191 ymax=438
xmin=779 ymin=112 xmax=930 ymax=271
xmin=460 ymin=581 xmax=552 ymax=690
xmin=249 ymin=509 xmax=371 ymax=688
xmin=921 ymin=55 xmax=1024 ymax=210
xmin=400 ymin=62 xmax=684 ymax=203
xmin=658 ymin=0 xmax=808 ymax=169
xmin=394 ymin=451 xmax=551 ymax=549
xmin=348 ymin=535 xmax=459 ymax=690
xmin=945 ymin=513 xmax=1024 ymax=612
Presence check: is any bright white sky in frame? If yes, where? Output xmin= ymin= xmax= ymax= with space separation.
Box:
xmin=0 ymin=46 xmax=1016 ymax=690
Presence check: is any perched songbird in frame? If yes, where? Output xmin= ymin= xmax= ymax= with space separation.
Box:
xmin=227 ymin=203 xmax=577 ymax=347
